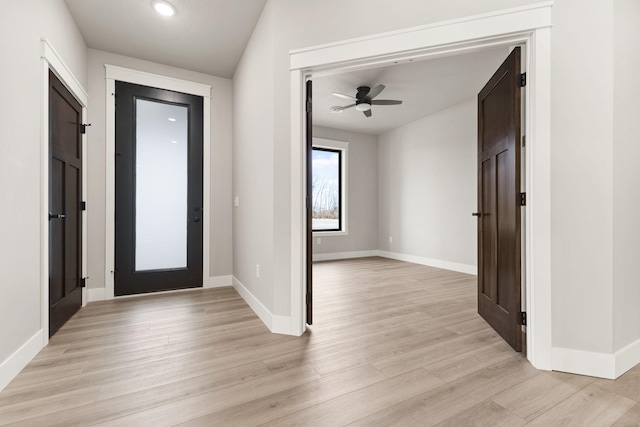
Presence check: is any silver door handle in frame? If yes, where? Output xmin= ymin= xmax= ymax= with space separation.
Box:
xmin=49 ymin=212 xmax=66 ymax=220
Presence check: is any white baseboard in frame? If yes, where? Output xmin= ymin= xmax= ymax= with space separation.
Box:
xmin=551 ymin=339 xmax=640 ymax=380
xmin=375 ymin=250 xmax=477 ymax=275
xmin=272 ymin=315 xmax=293 ymax=335
xmin=206 ymin=275 xmax=233 ymax=288
xmin=313 ymin=250 xmax=377 ymax=262
xmin=87 ymin=287 xmax=106 ymax=302
xmin=615 ymin=337 xmax=640 ymax=378
xmin=0 ymin=330 xmax=44 ymax=392
xmin=232 ymin=276 xmax=294 ymax=335
xmin=552 ymin=347 xmax=616 ymax=379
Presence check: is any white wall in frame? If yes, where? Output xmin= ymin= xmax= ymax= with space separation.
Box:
xmin=233 ymin=4 xmax=276 ymax=312
xmin=86 ymin=49 xmax=233 ymax=290
xmin=378 ymin=100 xmax=477 ymax=270
xmin=549 ymin=0 xmax=615 ymax=355
xmin=0 ymin=0 xmax=86 ymax=375
xmin=312 ymin=126 xmax=378 ymax=257
xmin=613 ymin=0 xmax=640 ymax=352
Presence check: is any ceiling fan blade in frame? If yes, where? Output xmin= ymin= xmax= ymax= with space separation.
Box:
xmin=371 ymin=99 xmax=403 ymax=105
xmin=367 ymin=84 xmax=385 ymax=99
xmin=363 ymin=109 xmax=372 ymax=118
xmin=332 ymin=92 xmax=356 ymax=101
xmin=330 ymin=104 xmax=356 ymax=113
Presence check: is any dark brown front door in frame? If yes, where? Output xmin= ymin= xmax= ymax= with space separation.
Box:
xmin=477 ymin=47 xmax=522 ymax=351
xmin=49 ymin=70 xmax=83 ymax=337
xmin=305 ymin=79 xmax=313 ymax=325
xmin=114 ymin=82 xmax=203 ymax=296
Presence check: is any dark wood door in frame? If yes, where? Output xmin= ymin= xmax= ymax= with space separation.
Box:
xmin=49 ymin=70 xmax=83 ymax=337
xmin=477 ymin=47 xmax=522 ymax=351
xmin=115 ymin=82 xmax=203 ymax=296
xmin=306 ymin=79 xmax=313 ymax=325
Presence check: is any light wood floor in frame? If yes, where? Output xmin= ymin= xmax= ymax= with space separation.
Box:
xmin=2 ymin=257 xmax=640 ymax=426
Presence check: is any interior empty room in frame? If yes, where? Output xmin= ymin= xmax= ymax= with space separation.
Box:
xmin=1 ymin=0 xmax=640 ymax=425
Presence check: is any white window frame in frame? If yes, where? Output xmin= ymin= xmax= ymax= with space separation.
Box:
xmin=312 ymin=138 xmax=348 ymax=236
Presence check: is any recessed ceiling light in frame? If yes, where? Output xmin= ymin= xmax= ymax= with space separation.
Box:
xmin=171 ymin=140 xmax=178 ymax=144
xmin=152 ymin=0 xmax=176 ymax=17
xmin=168 ymin=117 xmax=176 ymax=122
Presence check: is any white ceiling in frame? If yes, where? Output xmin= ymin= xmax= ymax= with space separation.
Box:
xmin=64 ymin=0 xmax=268 ymax=78
xmin=313 ymin=47 xmax=511 ymax=136
xmin=63 ymin=1 xmax=511 ymax=133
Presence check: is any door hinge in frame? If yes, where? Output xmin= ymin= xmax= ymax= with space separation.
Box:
xmin=520 ymin=311 xmax=527 ymax=326
xmin=306 ymin=293 xmax=312 ymax=304
xmin=518 ymin=73 xmax=527 ymax=87
xmin=81 ymin=277 xmax=88 ymax=288
xmin=519 ymin=192 xmax=526 ymax=206
xmin=81 ymin=123 xmax=92 ymax=134
xmin=522 ymin=135 xmax=526 ymax=147
xmin=306 ymin=100 xmax=312 ymax=114
xmin=80 ymin=201 xmax=87 ymax=211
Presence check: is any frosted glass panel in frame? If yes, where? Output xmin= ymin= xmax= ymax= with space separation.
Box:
xmin=135 ymin=99 xmax=188 ymax=271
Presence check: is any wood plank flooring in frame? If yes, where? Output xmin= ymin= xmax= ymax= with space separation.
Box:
xmin=1 ymin=257 xmax=639 ymax=426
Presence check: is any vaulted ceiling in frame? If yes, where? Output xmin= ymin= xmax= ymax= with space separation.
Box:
xmin=64 ymin=0 xmax=268 ymax=78
xmin=64 ymin=0 xmax=511 ymax=135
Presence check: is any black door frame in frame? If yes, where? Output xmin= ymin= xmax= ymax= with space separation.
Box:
xmin=114 ymin=81 xmax=204 ymax=296
xmin=104 ymin=66 xmax=212 ymax=300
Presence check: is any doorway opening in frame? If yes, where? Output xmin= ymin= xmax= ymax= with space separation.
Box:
xmin=308 ymin=45 xmax=526 ymax=352
xmin=290 ymin=4 xmax=552 ymax=370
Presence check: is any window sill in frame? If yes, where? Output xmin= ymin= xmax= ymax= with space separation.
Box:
xmin=312 ymin=230 xmax=348 ymax=237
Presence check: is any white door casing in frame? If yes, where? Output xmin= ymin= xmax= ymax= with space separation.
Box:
xmin=289 ymin=2 xmax=553 ymax=370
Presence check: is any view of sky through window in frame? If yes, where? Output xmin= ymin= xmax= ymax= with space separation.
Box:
xmin=312 ymin=148 xmax=340 ymax=231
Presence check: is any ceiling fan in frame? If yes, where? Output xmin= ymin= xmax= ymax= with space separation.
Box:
xmin=331 ymin=85 xmax=402 ymax=117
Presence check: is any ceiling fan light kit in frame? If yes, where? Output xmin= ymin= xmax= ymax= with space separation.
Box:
xmin=330 ymin=84 xmax=402 ymax=117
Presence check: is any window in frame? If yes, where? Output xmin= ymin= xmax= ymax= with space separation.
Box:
xmin=312 ymin=139 xmax=348 ymax=234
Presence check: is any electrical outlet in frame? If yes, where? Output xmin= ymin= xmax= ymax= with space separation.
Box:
xmin=256 ymin=264 xmax=260 ymax=278
xmin=234 ymin=196 xmax=239 ymax=207
xmin=317 ymin=237 xmax=321 ymax=245
xmin=389 ymin=236 xmax=393 ymax=243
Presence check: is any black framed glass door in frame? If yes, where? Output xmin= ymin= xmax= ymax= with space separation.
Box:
xmin=115 ymin=81 xmax=203 ymax=296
